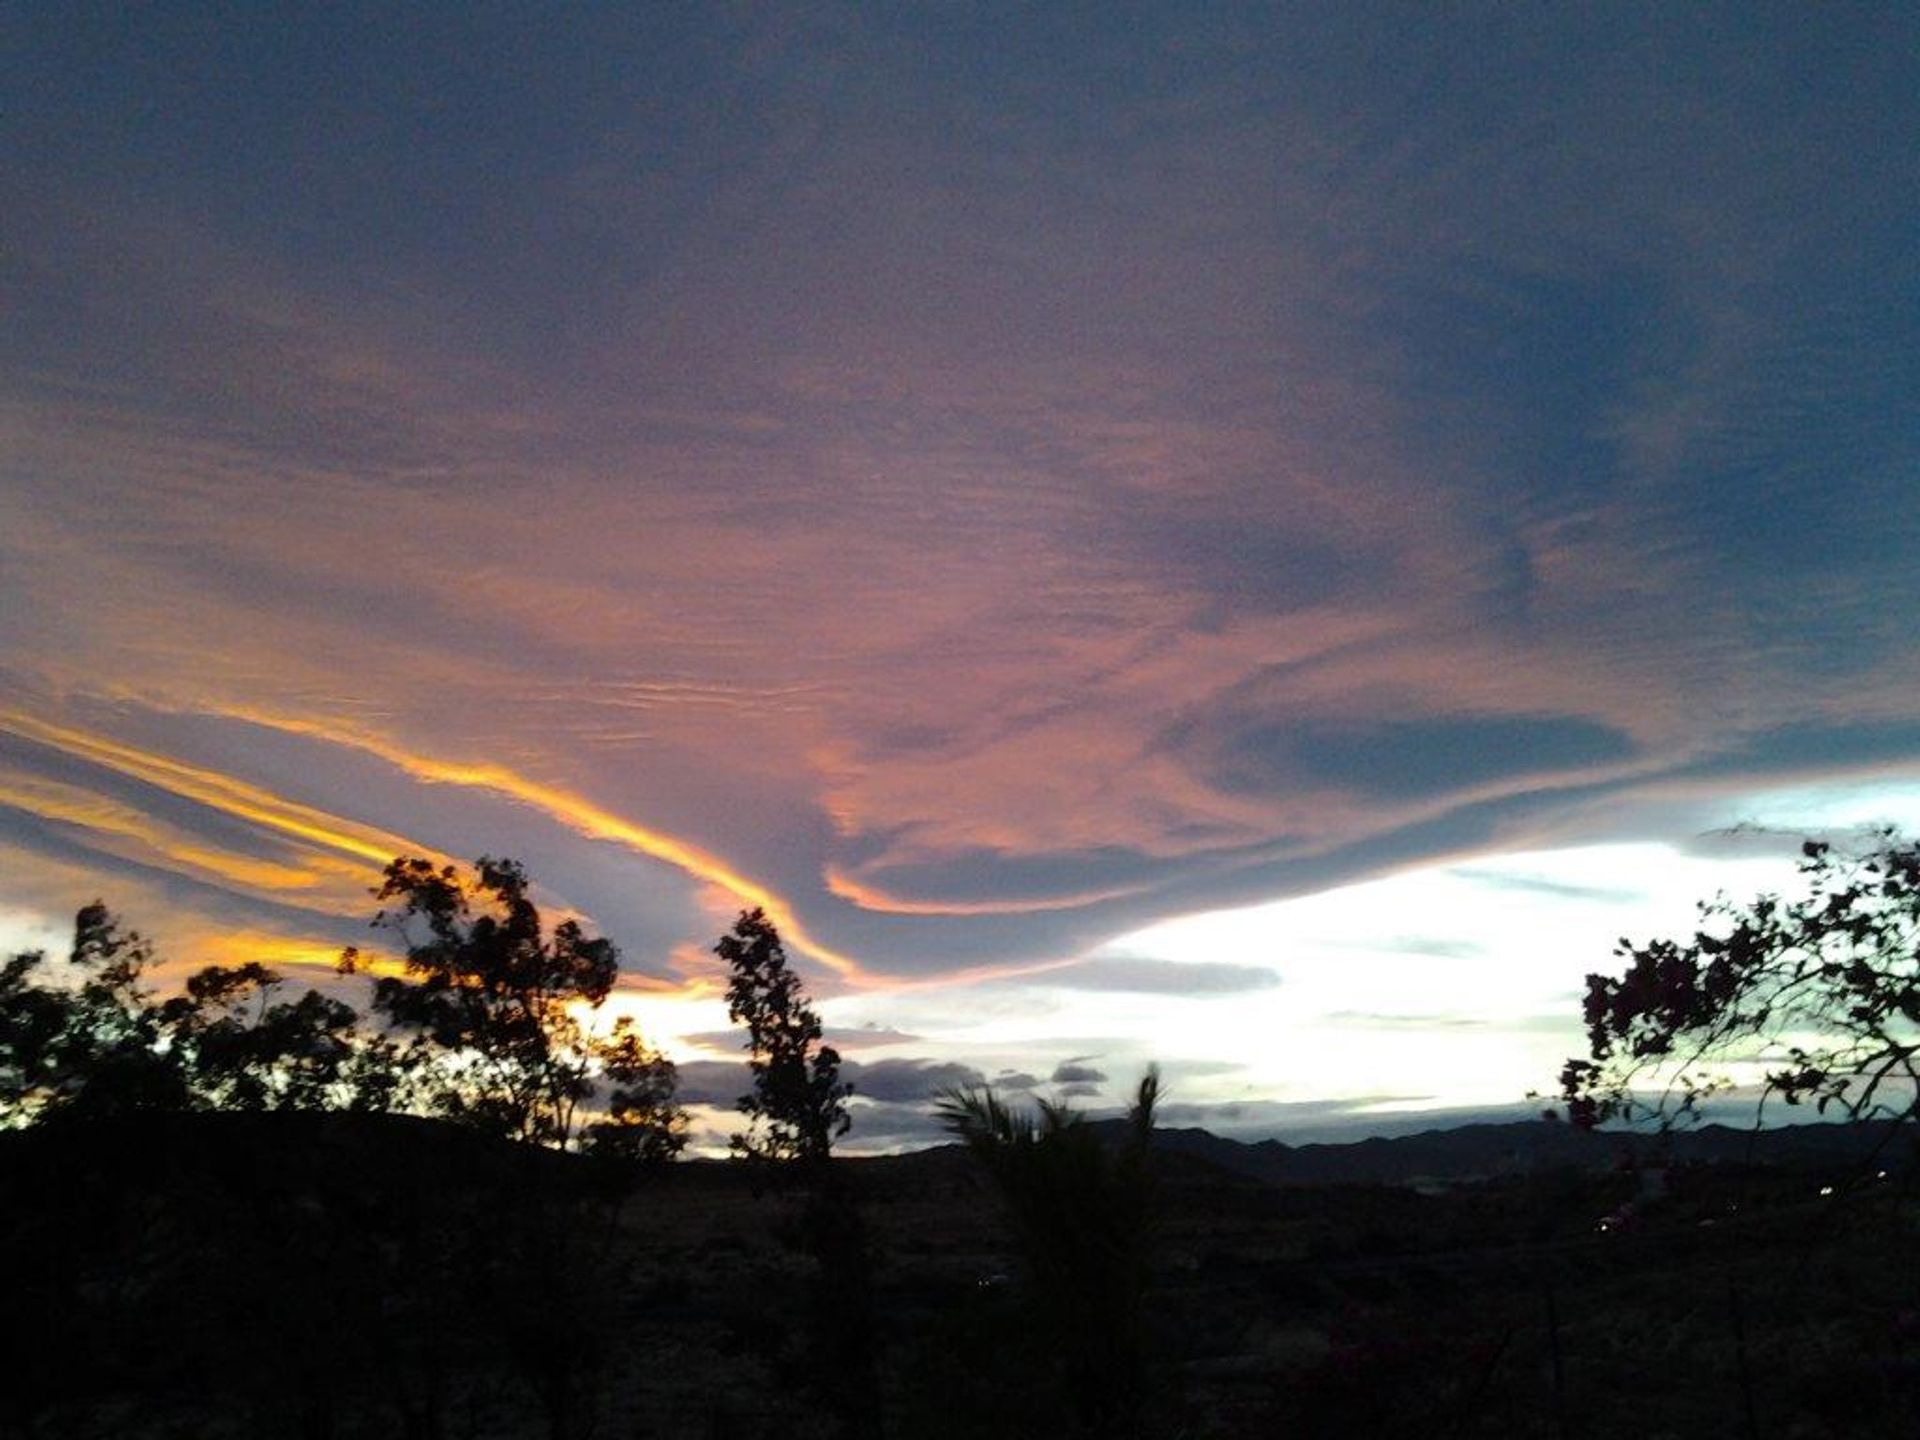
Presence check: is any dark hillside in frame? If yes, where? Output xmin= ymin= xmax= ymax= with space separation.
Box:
xmin=3 ymin=1113 xmax=1916 ymax=1438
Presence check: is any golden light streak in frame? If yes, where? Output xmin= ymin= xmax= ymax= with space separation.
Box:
xmin=188 ymin=931 xmax=406 ymax=981
xmin=0 ymin=710 xmax=414 ymax=869
xmin=0 ymin=769 xmax=339 ymax=894
xmin=162 ymin=703 xmax=877 ymax=982
xmin=3 ymin=705 xmax=1118 ymax=997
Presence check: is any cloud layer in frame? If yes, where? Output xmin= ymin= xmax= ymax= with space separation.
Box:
xmin=4 ymin=7 xmax=1918 ymax=1027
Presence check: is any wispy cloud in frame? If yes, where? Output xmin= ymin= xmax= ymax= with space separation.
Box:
xmin=1037 ymin=957 xmax=1281 ymax=995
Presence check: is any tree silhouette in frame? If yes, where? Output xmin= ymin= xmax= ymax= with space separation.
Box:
xmin=344 ymin=855 xmax=684 ymax=1153
xmin=1561 ymin=832 xmax=1920 ymax=1132
xmin=718 ymin=907 xmax=850 ymax=1165
xmin=1 ymin=880 xmax=687 ymax=1438
xmin=1 ymin=943 xmax=69 ymax=1122
xmin=581 ymin=1014 xmax=688 ymax=1166
xmin=2 ymin=860 xmax=684 ymax=1157
xmin=1 ymin=904 xmax=187 ymax=1123
xmin=936 ymin=1068 xmax=1161 ymax=1440
xmin=160 ymin=962 xmax=369 ymax=1112
xmin=2 ymin=903 xmax=416 ymax=1126
xmin=716 ymin=909 xmax=880 ymax=1438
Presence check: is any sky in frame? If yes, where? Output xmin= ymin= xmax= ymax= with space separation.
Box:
xmin=4 ymin=6 xmax=1919 ymax=1150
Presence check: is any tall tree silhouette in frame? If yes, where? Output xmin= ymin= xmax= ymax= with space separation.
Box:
xmin=718 ymin=908 xmax=850 ymax=1165
xmin=718 ymin=909 xmax=878 ymax=1439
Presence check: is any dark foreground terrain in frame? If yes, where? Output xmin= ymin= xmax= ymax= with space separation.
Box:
xmin=2 ymin=1113 xmax=1915 ymax=1439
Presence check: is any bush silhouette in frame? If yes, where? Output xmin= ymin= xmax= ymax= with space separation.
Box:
xmin=936 ymin=1068 xmax=1161 ymax=1440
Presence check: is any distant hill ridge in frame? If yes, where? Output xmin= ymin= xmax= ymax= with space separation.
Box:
xmin=1115 ymin=1118 xmax=1916 ymax=1187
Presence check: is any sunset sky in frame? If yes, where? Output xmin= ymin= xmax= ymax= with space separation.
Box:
xmin=5 ymin=7 xmax=1919 ymax=1149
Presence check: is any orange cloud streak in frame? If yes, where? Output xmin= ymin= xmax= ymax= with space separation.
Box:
xmin=4 ymin=706 xmax=1109 ymax=993
xmin=822 ymin=864 xmax=1150 ymax=916
xmin=186 ymin=931 xmax=406 ymax=982
xmin=0 ymin=710 xmax=416 ymax=870
xmin=176 ymin=703 xmax=874 ymax=982
xmin=0 ymin=768 xmax=346 ymax=895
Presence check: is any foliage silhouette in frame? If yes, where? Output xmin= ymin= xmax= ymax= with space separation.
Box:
xmin=1 ymin=904 xmax=401 ymax=1125
xmin=1 ymin=904 xmax=186 ymax=1121
xmin=715 ymin=909 xmax=881 ymax=1437
xmin=158 ymin=961 xmax=405 ymax=1113
xmin=344 ymin=855 xmax=685 ymax=1155
xmin=1560 ymin=832 xmax=1920 ymax=1133
xmin=3 ymin=854 xmax=686 ymax=1165
xmin=719 ymin=907 xmax=851 ymax=1166
xmin=0 ymin=902 xmax=433 ymax=1128
xmin=935 ymin=1067 xmax=1162 ymax=1440
xmin=580 ymin=1013 xmax=689 ymax=1167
